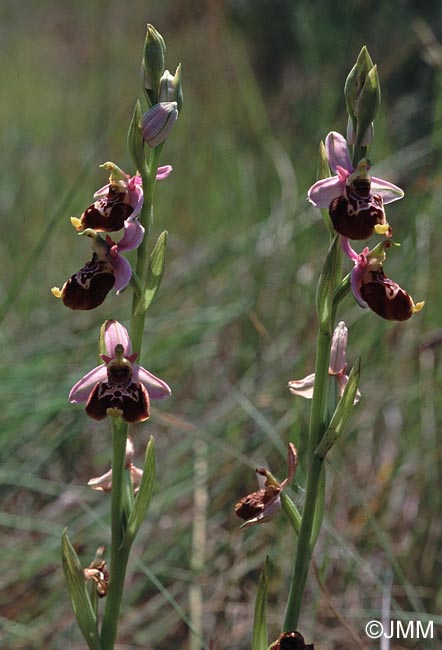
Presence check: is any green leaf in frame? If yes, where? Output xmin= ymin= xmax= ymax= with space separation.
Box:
xmin=280 ymin=492 xmax=301 ymax=536
xmin=127 ymin=100 xmax=147 ymax=175
xmin=314 ymin=358 xmax=361 ymax=460
xmin=316 ymin=235 xmax=342 ymax=333
xmin=252 ymin=556 xmax=270 ymax=650
xmin=135 ymin=230 xmax=168 ymax=315
xmin=61 ymin=530 xmax=102 ymax=650
xmin=121 ymin=437 xmax=156 ymax=550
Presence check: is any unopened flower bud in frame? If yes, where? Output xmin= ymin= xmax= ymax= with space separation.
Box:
xmin=344 ymin=46 xmax=374 ymax=121
xmin=355 ymin=64 xmax=380 ymax=145
xmin=142 ymin=24 xmax=166 ymax=104
xmin=159 ymin=63 xmax=183 ymax=112
xmin=142 ymin=101 xmax=178 ymax=148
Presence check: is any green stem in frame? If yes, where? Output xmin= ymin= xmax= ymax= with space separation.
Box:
xmin=283 ymin=326 xmax=332 ymax=630
xmin=100 ymin=417 xmax=129 ymax=650
xmin=131 ymin=145 xmax=164 ymax=354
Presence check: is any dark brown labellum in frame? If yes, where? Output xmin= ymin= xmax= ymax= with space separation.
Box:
xmin=61 ymin=254 xmax=115 ymax=310
xmin=79 ymin=186 xmax=133 ymax=232
xmin=329 ymin=186 xmax=387 ymax=240
xmin=85 ymin=381 xmax=150 ymax=423
xmin=274 ymin=631 xmax=314 ymax=650
xmin=360 ymin=270 xmax=414 ymax=321
xmin=235 ymin=485 xmax=280 ymax=520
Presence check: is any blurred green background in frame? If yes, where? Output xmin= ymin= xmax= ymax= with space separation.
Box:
xmin=1 ymin=0 xmax=442 ymax=648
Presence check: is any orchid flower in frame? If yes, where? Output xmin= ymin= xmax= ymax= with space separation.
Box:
xmin=289 ymin=321 xmax=361 ymax=403
xmin=269 ymin=630 xmax=315 ymax=650
xmin=71 ymin=162 xmax=172 ymax=233
xmin=83 ymin=547 xmax=109 ymax=598
xmin=51 ymin=224 xmax=143 ymax=310
xmin=88 ymin=436 xmax=143 ymax=493
xmin=308 ymin=131 xmax=403 ymax=240
xmin=69 ymin=319 xmax=171 ymax=423
xmin=235 ymin=444 xmax=298 ymax=528
xmin=342 ymin=237 xmax=424 ymax=321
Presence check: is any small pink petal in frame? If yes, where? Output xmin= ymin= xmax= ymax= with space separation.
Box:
xmin=133 ymin=365 xmax=172 ymax=400
xmin=88 ymin=468 xmax=113 ymax=491
xmin=340 ymin=237 xmax=359 ymax=262
xmin=116 ymin=219 xmax=145 ymax=252
xmin=329 ymin=321 xmax=348 ymax=375
xmin=370 ymin=176 xmax=404 ymax=204
xmin=127 ymin=184 xmax=144 ymax=218
xmin=288 ymin=373 xmax=316 ymax=399
xmin=69 ymin=365 xmax=107 ymax=403
xmin=93 ymin=182 xmax=111 ymax=199
xmin=325 ymin=131 xmax=352 ymax=174
xmin=156 ymin=165 xmax=173 ymax=180
xmin=308 ymin=176 xmax=345 ymax=208
xmin=104 ymin=320 xmax=132 ymax=357
xmin=110 ymin=255 xmax=132 ymax=294
xmin=336 ymin=373 xmax=361 ymax=404
xmin=350 ymin=266 xmax=368 ymax=308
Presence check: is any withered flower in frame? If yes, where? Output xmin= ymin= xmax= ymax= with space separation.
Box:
xmin=84 ymin=546 xmax=109 ymax=598
xmin=88 ymin=436 xmax=143 ymax=494
xmin=235 ymin=443 xmax=298 ymax=528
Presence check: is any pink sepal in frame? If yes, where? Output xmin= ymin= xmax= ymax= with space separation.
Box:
xmin=69 ymin=365 xmax=107 ymax=403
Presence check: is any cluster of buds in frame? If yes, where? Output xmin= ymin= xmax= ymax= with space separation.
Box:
xmin=141 ymin=24 xmax=182 ymax=148
xmin=308 ymin=49 xmax=424 ymax=321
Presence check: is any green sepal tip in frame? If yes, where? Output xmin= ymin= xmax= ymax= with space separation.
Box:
xmin=61 ymin=529 xmax=103 ymax=650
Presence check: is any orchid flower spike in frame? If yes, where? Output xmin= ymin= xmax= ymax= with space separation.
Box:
xmin=71 ymin=162 xmax=172 ymax=233
xmin=342 ymin=238 xmax=425 ymax=321
xmin=308 ymin=132 xmax=403 ymax=240
xmin=51 ymin=225 xmax=143 ymax=310
xmin=235 ymin=444 xmax=298 ymax=528
xmin=269 ymin=630 xmax=315 ymax=650
xmin=88 ymin=436 xmax=143 ymax=493
xmin=69 ymin=320 xmax=171 ymax=423
xmin=289 ymin=321 xmax=361 ymax=403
